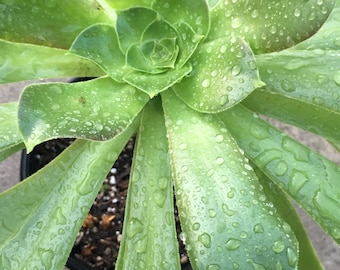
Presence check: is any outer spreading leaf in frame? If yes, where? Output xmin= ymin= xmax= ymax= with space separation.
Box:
xmin=220 ymin=104 xmax=340 ymax=244
xmin=173 ymin=37 xmax=263 ymax=113
xmin=255 ymin=50 xmax=340 ymax=115
xmin=247 ymin=10 xmax=340 ymax=142
xmin=116 ymin=99 xmax=179 ymax=270
xmin=18 ymin=77 xmax=149 ymax=152
xmin=208 ymin=0 xmax=336 ymax=53
xmin=294 ymin=5 xmax=340 ymax=50
xmin=0 ymin=102 xmax=24 ymax=162
xmin=0 ymin=40 xmax=104 ymax=84
xmin=70 ymin=24 xmax=128 ymax=83
xmin=243 ymin=88 xmax=340 ymax=146
xmin=254 ymin=166 xmax=324 ymax=270
xmin=0 ymin=121 xmax=137 ymax=270
xmin=162 ymin=90 xmax=298 ymax=270
xmin=0 ymin=0 xmax=114 ymax=48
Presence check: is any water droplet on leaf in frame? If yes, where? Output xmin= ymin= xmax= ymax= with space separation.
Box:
xmin=225 ymin=238 xmax=242 ymax=250
xmin=198 ymin=233 xmax=211 ymax=248
xmin=272 ymin=240 xmax=285 ymax=253
xmin=253 ymin=223 xmax=264 ymax=233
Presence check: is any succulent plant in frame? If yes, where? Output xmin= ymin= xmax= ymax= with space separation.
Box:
xmin=1 ymin=0 xmax=340 ymax=269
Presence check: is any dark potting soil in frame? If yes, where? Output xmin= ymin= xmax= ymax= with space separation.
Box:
xmin=21 ymin=137 xmax=192 ymax=270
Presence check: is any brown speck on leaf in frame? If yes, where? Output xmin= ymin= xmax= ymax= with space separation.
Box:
xmin=79 ymin=96 xmax=86 ymax=105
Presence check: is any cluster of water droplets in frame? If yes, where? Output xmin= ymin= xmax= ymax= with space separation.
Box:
xmin=208 ymin=0 xmax=335 ymax=53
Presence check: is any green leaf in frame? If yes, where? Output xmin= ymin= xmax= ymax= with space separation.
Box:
xmin=18 ymin=77 xmax=149 ymax=152
xmin=152 ymin=0 xmax=210 ymax=37
xmin=0 ymin=0 xmax=114 ymax=48
xmin=173 ymin=37 xmax=264 ymax=113
xmin=0 ymin=143 xmax=24 ymax=164
xmin=162 ymin=90 xmax=298 ymax=270
xmin=126 ymin=20 xmax=179 ymax=73
xmin=255 ymin=49 xmax=340 ymax=115
xmin=219 ymin=104 xmax=340 ymax=244
xmin=0 ymin=121 xmax=137 ymax=270
xmin=70 ymin=24 xmax=128 ymax=83
xmin=173 ymin=22 xmax=204 ymax=69
xmin=294 ymin=5 xmax=340 ymax=50
xmin=107 ymin=0 xmax=153 ymax=10
xmin=0 ymin=102 xmax=24 ymax=162
xmin=116 ymin=99 xmax=180 ymax=270
xmin=242 ymin=88 xmax=340 ymax=145
xmin=123 ymin=63 xmax=192 ymax=98
xmin=116 ymin=7 xmax=158 ymax=53
xmin=254 ymin=166 xmax=324 ymax=270
xmin=244 ymin=47 xmax=340 ymax=144
xmin=208 ymin=0 xmax=336 ymax=53
xmin=0 ymin=40 xmax=104 ymax=84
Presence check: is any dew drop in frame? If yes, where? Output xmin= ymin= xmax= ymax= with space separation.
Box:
xmin=36 ymin=221 xmax=43 ymax=229
xmin=281 ymin=80 xmax=295 ymax=92
xmin=334 ymin=37 xmax=340 ymax=47
xmin=331 ymin=228 xmax=340 ymax=240
xmin=219 ymin=95 xmax=229 ymax=106
xmin=94 ymin=123 xmax=103 ymax=131
xmin=201 ymin=197 xmax=208 ymax=204
xmin=127 ymin=218 xmax=143 ymax=239
xmin=240 ymin=231 xmax=248 ymax=239
xmin=308 ymin=12 xmax=317 ymax=21
xmin=231 ymin=17 xmax=242 ymax=29
xmin=209 ymin=209 xmax=217 ymax=218
xmin=274 ymin=160 xmax=288 ymax=176
xmin=272 ymin=240 xmax=285 ymax=253
xmin=288 ymin=170 xmax=308 ymax=195
xmin=207 ymin=264 xmax=220 ymax=270
xmin=215 ymin=134 xmax=224 ymax=143
xmin=222 ymin=203 xmax=236 ymax=216
xmin=158 ymin=177 xmax=168 ymax=190
xmin=287 ymin=247 xmax=298 ymax=266
xmin=192 ymin=222 xmax=200 ymax=231
xmin=233 ymin=262 xmax=240 ymax=269
xmin=244 ymin=163 xmax=253 ymax=171
xmin=227 ymin=188 xmax=236 ymax=199
xmin=202 ymin=79 xmax=211 ymax=88
xmin=282 ymin=222 xmax=292 ymax=234
xmin=253 ymin=223 xmax=264 ymax=233
xmin=293 ymin=8 xmax=301 ymax=17
xmin=317 ymin=74 xmax=329 ymax=84
xmin=136 ymin=238 xmax=147 ymax=253
xmin=215 ymin=157 xmax=225 ymax=165
xmin=153 ymin=190 xmax=166 ymax=208
xmin=333 ymin=71 xmax=340 ymax=86
xmin=225 ymin=238 xmax=242 ymax=250
xmin=251 ymin=9 xmax=259 ymax=18
xmin=198 ymin=233 xmax=211 ymax=248
xmin=231 ymin=65 xmax=242 ymax=76
xmin=211 ymin=70 xmax=218 ymax=77
xmin=181 ymin=165 xmax=189 ymax=172
xmin=247 ymin=259 xmax=266 ymax=270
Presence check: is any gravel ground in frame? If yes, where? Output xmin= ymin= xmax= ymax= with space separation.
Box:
xmin=1 ymin=82 xmax=339 ymax=269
